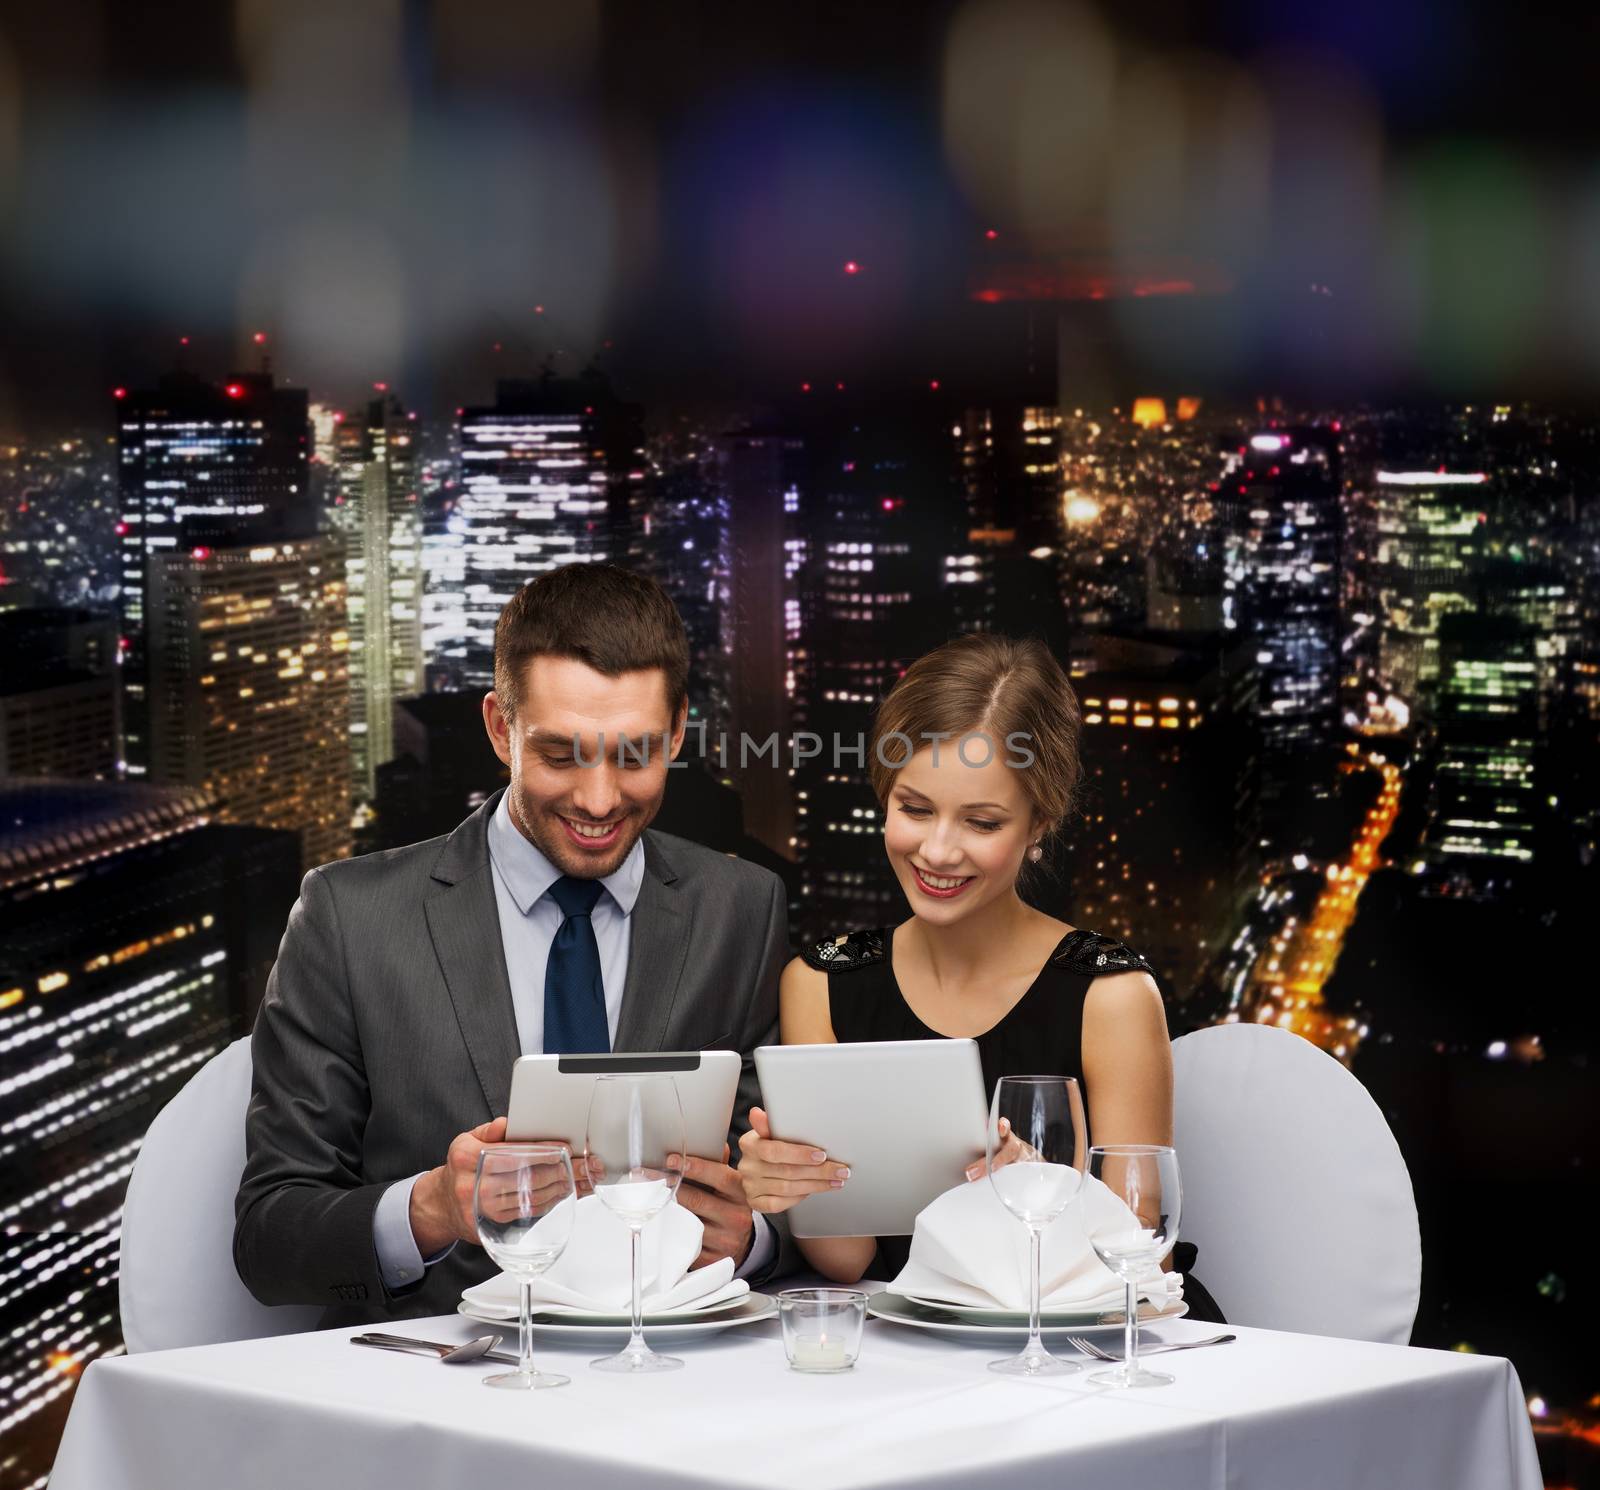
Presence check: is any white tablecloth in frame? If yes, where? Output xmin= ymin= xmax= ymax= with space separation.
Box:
xmin=51 ymin=1310 xmax=1540 ymax=1490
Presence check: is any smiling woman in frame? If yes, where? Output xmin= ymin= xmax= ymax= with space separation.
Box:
xmin=737 ymin=634 xmax=1220 ymax=1315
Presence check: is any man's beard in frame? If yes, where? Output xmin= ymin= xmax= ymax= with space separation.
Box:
xmin=507 ymin=782 xmax=656 ymax=879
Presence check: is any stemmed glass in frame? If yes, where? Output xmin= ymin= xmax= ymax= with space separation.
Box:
xmin=473 ymin=1143 xmax=578 ymax=1390
xmin=984 ymin=1075 xmax=1088 ymax=1376
xmin=583 ymin=1073 xmax=687 ymax=1373
xmin=1086 ymin=1144 xmax=1182 ymax=1388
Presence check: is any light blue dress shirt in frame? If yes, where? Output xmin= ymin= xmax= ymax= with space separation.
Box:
xmin=372 ymin=793 xmax=772 ymax=1290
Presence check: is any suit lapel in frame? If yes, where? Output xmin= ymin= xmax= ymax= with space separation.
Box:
xmin=615 ymin=832 xmax=693 ymax=1052
xmin=425 ymin=793 xmax=520 ymax=1118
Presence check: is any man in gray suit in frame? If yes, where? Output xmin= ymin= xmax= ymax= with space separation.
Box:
xmin=235 ymin=564 xmax=789 ymax=1325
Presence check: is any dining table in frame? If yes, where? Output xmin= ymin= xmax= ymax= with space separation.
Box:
xmin=49 ymin=1295 xmax=1542 ymax=1490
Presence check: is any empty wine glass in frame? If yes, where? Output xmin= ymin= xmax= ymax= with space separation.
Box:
xmin=985 ymin=1075 xmax=1088 ymax=1376
xmin=1086 ymin=1144 xmax=1182 ymax=1388
xmin=583 ymin=1073 xmax=687 ymax=1373
xmin=473 ymin=1143 xmax=578 ymax=1390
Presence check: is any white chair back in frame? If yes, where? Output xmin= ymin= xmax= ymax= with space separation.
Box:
xmin=1171 ymin=1023 xmax=1421 ymax=1344
xmin=120 ymin=1036 xmax=322 ymax=1352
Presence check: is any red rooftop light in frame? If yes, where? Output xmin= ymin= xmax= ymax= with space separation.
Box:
xmin=113 ymin=387 xmax=127 ymax=399
xmin=252 ymin=332 xmax=266 ymax=345
xmin=801 ymin=382 xmax=812 ymax=393
xmin=192 ymin=546 xmax=212 ymax=560
xmin=843 ymin=261 xmax=861 ymax=276
xmin=984 ymin=229 xmax=998 ymax=240
xmin=225 ymin=383 xmax=244 ymax=398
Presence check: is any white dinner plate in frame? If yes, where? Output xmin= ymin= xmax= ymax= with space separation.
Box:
xmin=460 ymin=1284 xmax=752 ymax=1326
xmin=868 ymin=1291 xmax=1187 ymax=1339
xmin=899 ymin=1292 xmax=1188 ymax=1327
xmin=458 ymin=1292 xmax=778 ymax=1338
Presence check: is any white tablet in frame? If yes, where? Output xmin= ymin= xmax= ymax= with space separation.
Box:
xmin=753 ymin=1039 xmax=988 ymax=1237
xmin=506 ymin=1050 xmax=743 ymax=1158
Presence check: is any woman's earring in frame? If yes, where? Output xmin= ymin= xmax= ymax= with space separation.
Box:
xmin=1027 ymin=843 xmax=1043 ymax=863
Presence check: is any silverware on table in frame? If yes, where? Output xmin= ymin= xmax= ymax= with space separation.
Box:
xmin=350 ymin=1332 xmax=519 ymax=1366
xmin=1066 ymin=1332 xmax=1236 ymax=1361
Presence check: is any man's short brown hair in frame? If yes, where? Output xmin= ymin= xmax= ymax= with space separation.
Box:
xmin=492 ymin=563 xmax=690 ymax=722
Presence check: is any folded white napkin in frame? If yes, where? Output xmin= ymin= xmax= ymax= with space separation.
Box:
xmin=888 ymin=1172 xmax=1185 ymax=1315
xmin=461 ymin=1195 xmax=750 ymax=1316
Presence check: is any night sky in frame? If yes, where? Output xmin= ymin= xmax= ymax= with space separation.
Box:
xmin=3 ymin=0 xmax=1600 ymax=426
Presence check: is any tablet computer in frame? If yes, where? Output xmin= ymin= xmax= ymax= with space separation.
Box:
xmin=505 ymin=1050 xmax=743 ymax=1158
xmin=753 ymin=1039 xmax=988 ymax=1238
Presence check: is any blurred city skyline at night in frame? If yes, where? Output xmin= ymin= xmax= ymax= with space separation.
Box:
xmin=6 ymin=0 xmax=1600 ymax=425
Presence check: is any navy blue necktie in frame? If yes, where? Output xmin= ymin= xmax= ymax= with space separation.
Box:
xmin=543 ymin=875 xmax=610 ymax=1054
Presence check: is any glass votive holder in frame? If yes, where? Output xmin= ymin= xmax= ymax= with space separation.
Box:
xmin=778 ymin=1288 xmax=867 ymax=1373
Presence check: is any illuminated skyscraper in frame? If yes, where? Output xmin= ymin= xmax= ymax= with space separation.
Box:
xmin=628 ymin=424 xmax=733 ymax=743
xmin=1427 ymin=613 xmax=1540 ymax=893
xmin=330 ymin=393 xmax=422 ymax=799
xmin=1476 ymin=560 xmax=1580 ymax=730
xmin=1218 ymin=429 xmax=1342 ymax=756
xmin=444 ymin=377 xmax=644 ymax=689
xmin=419 ymin=416 xmax=466 ymax=693
xmin=1369 ymin=469 xmax=1489 ymax=714
xmin=714 ymin=432 xmax=805 ymax=861
xmin=791 ymin=409 xmax=961 ymax=944
xmin=948 ymin=403 xmax=1071 ymax=649
xmin=0 ymin=781 xmax=298 ymax=1488
xmin=116 ymin=372 xmax=313 ymax=777
xmin=146 ymin=537 xmax=351 ymax=871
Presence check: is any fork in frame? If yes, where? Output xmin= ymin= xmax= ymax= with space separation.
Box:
xmin=1066 ymin=1332 xmax=1235 ymax=1360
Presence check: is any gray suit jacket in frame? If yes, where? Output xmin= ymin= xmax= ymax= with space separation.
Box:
xmin=234 ymin=790 xmax=789 ymax=1327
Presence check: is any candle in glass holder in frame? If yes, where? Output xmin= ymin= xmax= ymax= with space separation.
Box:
xmin=779 ymin=1288 xmax=866 ymax=1373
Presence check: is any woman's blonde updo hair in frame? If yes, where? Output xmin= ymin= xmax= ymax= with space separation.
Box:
xmin=867 ymin=633 xmax=1082 ymax=862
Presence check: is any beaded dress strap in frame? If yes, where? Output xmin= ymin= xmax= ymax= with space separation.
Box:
xmin=799 ymin=928 xmax=886 ymax=973
xmin=1048 ymin=929 xmax=1155 ymax=978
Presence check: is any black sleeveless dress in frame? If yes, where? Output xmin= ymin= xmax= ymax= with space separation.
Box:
xmin=798 ymin=924 xmax=1224 ymax=1322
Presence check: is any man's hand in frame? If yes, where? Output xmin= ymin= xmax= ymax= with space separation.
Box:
xmin=412 ymin=1120 xmax=592 ymax=1255
xmin=670 ymin=1144 xmax=755 ymax=1270
xmin=409 ymin=1116 xmax=507 ymax=1255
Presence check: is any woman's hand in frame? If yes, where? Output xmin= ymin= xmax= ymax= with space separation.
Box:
xmin=736 ymin=1107 xmax=851 ymax=1214
xmin=964 ymin=1117 xmax=1029 ymax=1182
